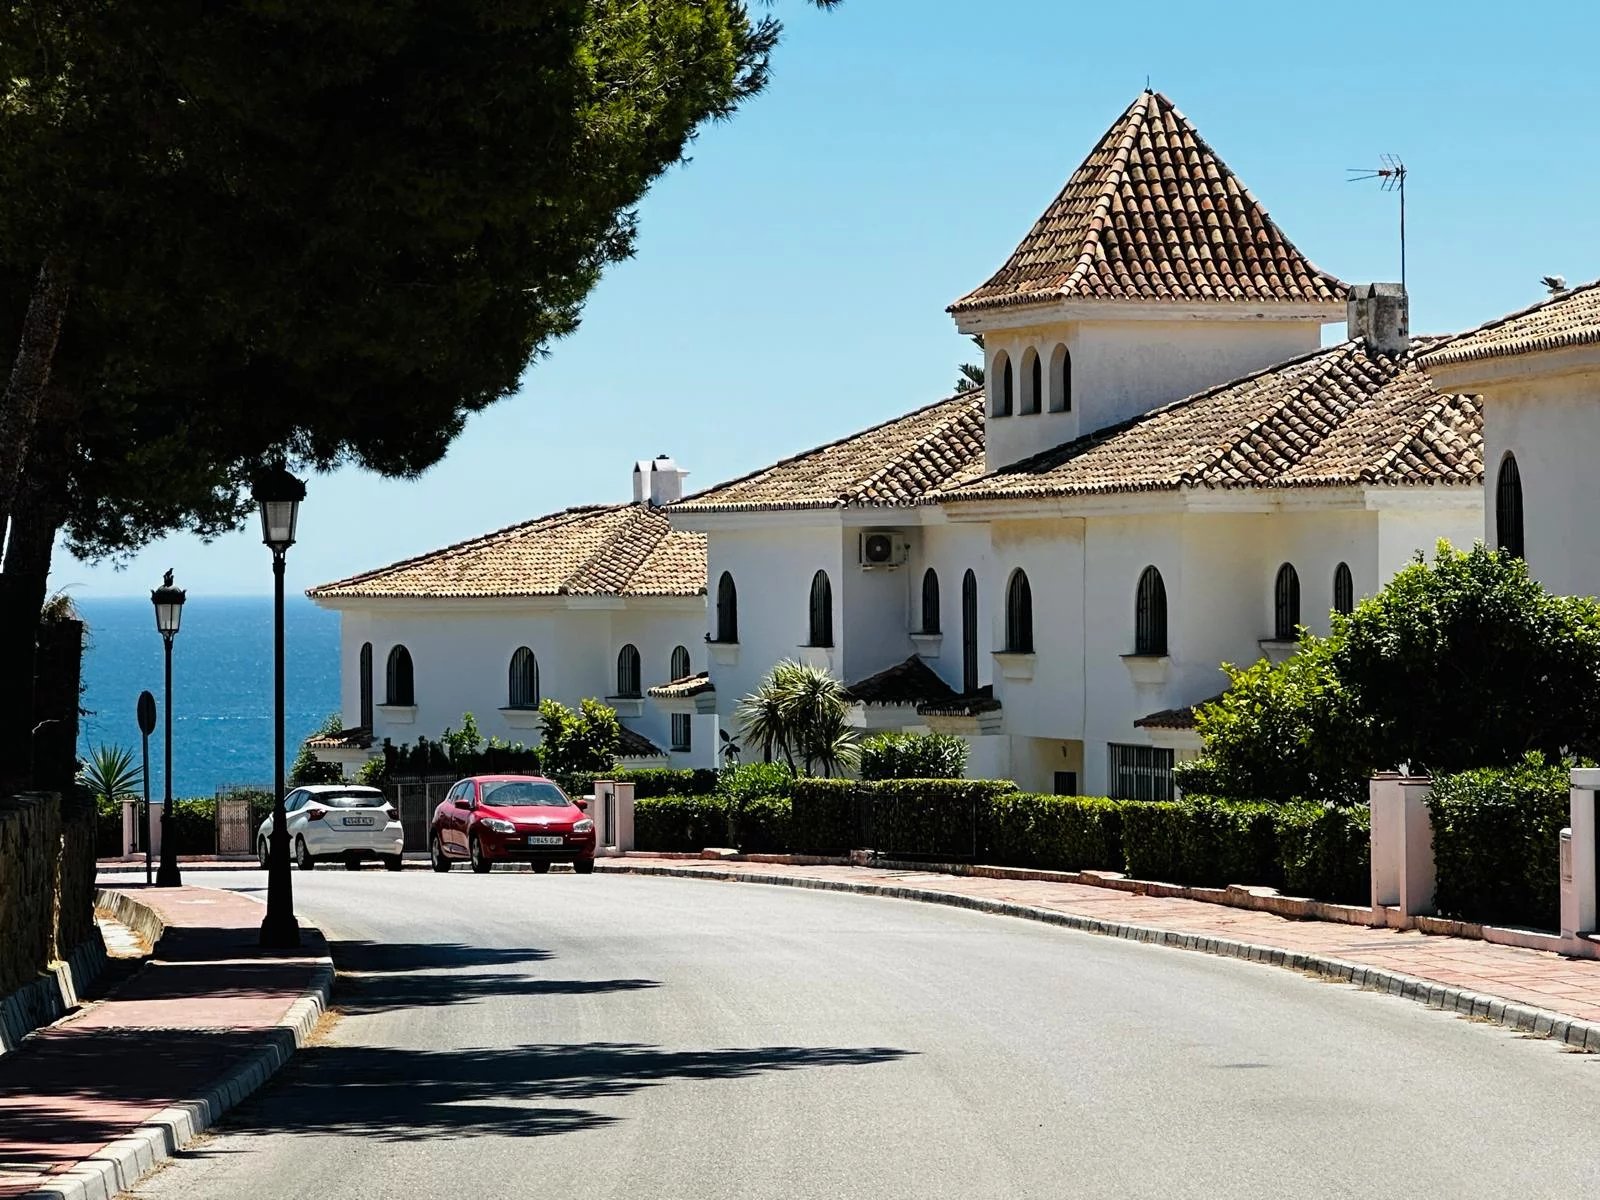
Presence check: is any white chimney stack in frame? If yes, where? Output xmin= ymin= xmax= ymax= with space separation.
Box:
xmin=631 ymin=460 xmax=651 ymax=505
xmin=1347 ymin=283 xmax=1409 ymax=356
xmin=648 ymin=455 xmax=687 ymax=507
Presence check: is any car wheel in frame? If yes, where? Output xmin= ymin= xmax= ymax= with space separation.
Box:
xmin=532 ymin=861 xmax=551 ymax=875
xmin=573 ymin=858 xmax=595 ymax=875
xmin=430 ymin=835 xmax=452 ymax=873
xmin=469 ymin=835 xmax=492 ymax=874
xmin=257 ymin=837 xmax=269 ymax=869
xmin=296 ymin=836 xmax=315 ymax=871
xmin=383 ymin=855 xmax=405 ymax=872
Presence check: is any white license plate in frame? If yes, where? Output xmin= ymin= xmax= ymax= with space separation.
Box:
xmin=343 ymin=816 xmax=376 ymax=826
xmin=527 ymin=835 xmax=563 ymax=846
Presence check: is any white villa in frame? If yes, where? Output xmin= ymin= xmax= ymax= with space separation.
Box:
xmin=308 ymin=90 xmax=1490 ymax=800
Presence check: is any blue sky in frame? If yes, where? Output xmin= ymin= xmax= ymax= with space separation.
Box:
xmin=61 ymin=0 xmax=1599 ymax=598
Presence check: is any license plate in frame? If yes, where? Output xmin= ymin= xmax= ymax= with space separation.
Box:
xmin=527 ymin=835 xmax=563 ymax=846
xmin=343 ymin=816 xmax=375 ymax=826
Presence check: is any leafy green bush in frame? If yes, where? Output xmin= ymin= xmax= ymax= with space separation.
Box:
xmin=1271 ymin=802 xmax=1370 ymax=904
xmin=858 ymin=732 xmax=969 ymax=781
xmin=717 ymin=761 xmax=794 ymax=802
xmin=633 ymin=795 xmax=728 ymax=853
xmin=732 ymin=795 xmax=792 ymax=854
xmin=860 ymin=779 xmax=1018 ymax=860
xmin=789 ymin=778 xmax=857 ymax=855
xmin=290 ymin=714 xmax=347 ymax=786
xmin=165 ymin=797 xmax=220 ymax=855
xmin=561 ymin=766 xmax=719 ymax=799
xmin=539 ymin=698 xmax=620 ymax=781
xmin=1427 ymin=757 xmax=1569 ymax=929
xmin=1121 ymin=797 xmax=1279 ymax=887
xmin=988 ymin=793 xmax=1126 ymax=871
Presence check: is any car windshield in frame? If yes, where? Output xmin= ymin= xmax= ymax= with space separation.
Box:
xmin=309 ymin=791 xmax=386 ymax=810
xmin=481 ymin=781 xmax=571 ymax=808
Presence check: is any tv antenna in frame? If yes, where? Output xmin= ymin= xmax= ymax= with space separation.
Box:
xmin=1348 ymin=155 xmax=1407 ymax=290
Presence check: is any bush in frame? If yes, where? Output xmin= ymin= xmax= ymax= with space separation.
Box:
xmin=988 ymin=793 xmax=1126 ymax=872
xmin=1427 ymin=757 xmax=1569 ymax=929
xmin=790 ymin=778 xmax=856 ymax=855
xmin=539 ymin=698 xmax=620 ymax=781
xmin=732 ymin=795 xmax=792 ymax=854
xmin=633 ymin=795 xmax=728 ymax=853
xmin=290 ymin=714 xmax=346 ymax=786
xmin=1121 ymin=797 xmax=1279 ymax=888
xmin=858 ymin=732 xmax=969 ymax=781
xmin=560 ymin=767 xmax=720 ymax=799
xmin=859 ymin=779 xmax=1018 ymax=860
xmin=1272 ymin=802 xmax=1369 ymax=904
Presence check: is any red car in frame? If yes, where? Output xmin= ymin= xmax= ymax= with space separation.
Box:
xmin=430 ymin=775 xmax=597 ymax=874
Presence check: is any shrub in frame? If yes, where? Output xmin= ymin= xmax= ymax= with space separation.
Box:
xmin=858 ymin=732 xmax=969 ymax=781
xmin=860 ymin=779 xmax=1018 ymax=861
xmin=633 ymin=795 xmax=728 ymax=853
xmin=539 ymin=698 xmax=620 ymax=781
xmin=1272 ymin=802 xmax=1370 ymax=904
xmin=1121 ymin=797 xmax=1279 ymax=888
xmin=717 ymin=761 xmax=794 ymax=802
xmin=1427 ymin=757 xmax=1569 ymax=929
xmin=988 ymin=793 xmax=1126 ymax=872
xmin=790 ymin=778 xmax=856 ymax=855
xmin=733 ymin=795 xmax=792 ymax=854
xmin=560 ymin=767 xmax=720 ymax=799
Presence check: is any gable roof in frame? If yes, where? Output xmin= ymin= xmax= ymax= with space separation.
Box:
xmin=308 ymin=503 xmax=706 ymax=600
xmin=945 ymin=338 xmax=1481 ymax=502
xmin=671 ymin=392 xmax=986 ymax=514
xmin=845 ymin=656 xmax=958 ymax=707
xmin=1419 ymin=279 xmax=1600 ymax=368
xmin=950 ymin=91 xmax=1345 ymax=314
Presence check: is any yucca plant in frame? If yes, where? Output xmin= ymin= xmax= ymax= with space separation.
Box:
xmin=78 ymin=744 xmax=143 ymax=814
xmin=737 ymin=660 xmax=859 ymax=777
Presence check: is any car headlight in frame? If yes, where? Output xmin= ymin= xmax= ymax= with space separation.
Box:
xmin=479 ymin=817 xmax=516 ymax=834
xmin=572 ymin=818 xmax=594 ymax=834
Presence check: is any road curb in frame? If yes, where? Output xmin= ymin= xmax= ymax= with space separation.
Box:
xmin=596 ymin=862 xmax=1600 ymax=1054
xmin=21 ymin=893 xmax=335 ymax=1200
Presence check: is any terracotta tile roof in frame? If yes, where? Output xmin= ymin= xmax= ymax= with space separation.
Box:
xmin=647 ymin=672 xmax=714 ymax=700
xmin=308 ymin=504 xmax=706 ymax=600
xmin=672 ymin=393 xmax=986 ymax=513
xmin=950 ymin=91 xmax=1344 ymax=314
xmin=617 ymin=726 xmax=666 ymax=759
xmin=1419 ymin=279 xmax=1600 ymax=368
xmin=916 ymin=686 xmax=1001 ymax=719
xmin=946 ymin=339 xmax=1481 ymax=502
xmin=845 ymin=656 xmax=958 ymax=707
xmin=1133 ymin=696 xmax=1226 ymax=731
xmin=305 ymin=726 xmax=374 ymax=751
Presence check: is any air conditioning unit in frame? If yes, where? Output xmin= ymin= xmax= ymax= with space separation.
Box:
xmin=858 ymin=529 xmax=911 ymax=569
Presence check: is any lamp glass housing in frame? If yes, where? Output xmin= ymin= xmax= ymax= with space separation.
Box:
xmin=151 ymin=585 xmax=186 ymax=637
xmin=253 ymin=466 xmax=306 ymax=552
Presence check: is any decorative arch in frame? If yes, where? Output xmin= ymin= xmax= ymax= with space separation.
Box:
xmin=993 ymin=351 xmax=1014 ymax=417
xmin=616 ymin=644 xmax=642 ymax=697
xmin=808 ymin=570 xmax=834 ymax=647
xmin=1497 ymin=453 xmax=1524 ymax=559
xmin=1005 ymin=569 xmax=1034 ymax=653
xmin=920 ymin=568 xmax=941 ymax=635
xmin=359 ymin=642 xmax=374 ymax=729
xmin=385 ymin=645 xmax=415 ymax=706
xmin=1135 ymin=567 xmax=1167 ymax=655
xmin=1333 ymin=563 xmax=1354 ymax=617
xmin=1273 ymin=564 xmax=1301 ymax=640
xmin=1022 ymin=347 xmax=1042 ymax=415
xmin=670 ymin=644 xmax=691 ymax=681
xmin=1049 ymin=343 xmax=1073 ymax=412
xmin=508 ymin=647 xmax=539 ymax=709
xmin=961 ymin=569 xmax=979 ymax=693
xmin=716 ymin=572 xmax=739 ymax=643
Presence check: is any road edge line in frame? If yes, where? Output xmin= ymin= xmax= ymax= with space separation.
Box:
xmin=595 ymin=862 xmax=1600 ymax=1054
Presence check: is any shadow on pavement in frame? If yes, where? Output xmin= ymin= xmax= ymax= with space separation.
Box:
xmin=219 ymin=1041 xmax=912 ymax=1141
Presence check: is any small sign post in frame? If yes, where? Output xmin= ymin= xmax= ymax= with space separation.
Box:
xmin=136 ymin=690 xmax=157 ymax=886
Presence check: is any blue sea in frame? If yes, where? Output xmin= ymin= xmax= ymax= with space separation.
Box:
xmin=77 ymin=596 xmax=340 ymax=799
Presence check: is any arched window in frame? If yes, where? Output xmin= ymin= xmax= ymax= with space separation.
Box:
xmin=1273 ymin=564 xmax=1301 ymax=640
xmin=1050 ymin=344 xmax=1073 ymax=412
xmin=1497 ymin=453 xmax=1524 ymax=559
xmin=993 ymin=352 xmax=1014 ymax=417
xmin=962 ymin=569 xmax=979 ymax=694
xmin=670 ymin=644 xmax=691 ymax=681
xmin=1023 ymin=349 xmax=1042 ymax=415
xmin=920 ymin=568 xmax=941 ymax=635
xmin=358 ymin=642 xmax=373 ymax=729
xmin=1333 ymin=563 xmax=1354 ymax=617
xmin=808 ymin=570 xmax=834 ymax=647
xmin=508 ymin=647 xmax=539 ymax=709
xmin=616 ymin=644 xmax=642 ymax=697
xmin=1005 ymin=569 xmax=1034 ymax=653
xmin=1135 ymin=567 xmax=1167 ymax=655
xmin=385 ymin=645 xmax=414 ymax=706
xmin=716 ymin=572 xmax=738 ymax=643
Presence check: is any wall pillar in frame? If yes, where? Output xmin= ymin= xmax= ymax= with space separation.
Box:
xmin=592 ymin=780 xmax=635 ymax=856
xmin=1369 ymin=774 xmax=1434 ymax=929
xmin=121 ymin=798 xmax=139 ymax=856
xmin=1563 ymin=769 xmax=1599 ymax=952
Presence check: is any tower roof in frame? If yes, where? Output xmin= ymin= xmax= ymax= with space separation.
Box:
xmin=950 ymin=91 xmax=1345 ymax=314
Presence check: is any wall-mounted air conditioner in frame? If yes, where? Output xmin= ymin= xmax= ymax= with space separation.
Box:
xmin=858 ymin=529 xmax=911 ymax=569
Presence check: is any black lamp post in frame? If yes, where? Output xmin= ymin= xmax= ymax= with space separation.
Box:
xmin=151 ymin=572 xmax=186 ymax=887
xmin=257 ymin=463 xmax=305 ymax=949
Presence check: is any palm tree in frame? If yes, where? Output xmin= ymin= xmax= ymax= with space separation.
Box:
xmin=737 ymin=661 xmax=859 ymax=777
xmin=737 ymin=670 xmax=797 ymax=770
xmin=954 ymin=334 xmax=985 ymax=393
xmin=78 ymin=744 xmax=142 ymax=812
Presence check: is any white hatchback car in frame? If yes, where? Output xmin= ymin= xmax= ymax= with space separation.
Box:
xmin=255 ymin=785 xmax=405 ymax=871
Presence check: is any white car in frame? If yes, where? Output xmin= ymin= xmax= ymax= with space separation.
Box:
xmin=255 ymin=784 xmax=405 ymax=872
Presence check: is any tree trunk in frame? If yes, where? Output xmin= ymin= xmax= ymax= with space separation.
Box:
xmin=0 ymin=486 xmax=63 ymax=793
xmin=0 ymin=254 xmax=71 ymax=535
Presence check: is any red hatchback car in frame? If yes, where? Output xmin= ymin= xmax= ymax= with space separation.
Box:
xmin=430 ymin=775 xmax=597 ymax=874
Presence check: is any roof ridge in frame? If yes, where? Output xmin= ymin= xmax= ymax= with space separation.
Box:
xmin=1420 ymin=276 xmax=1600 ymax=363
xmin=307 ymin=502 xmax=627 ymax=596
xmin=1057 ymin=91 xmax=1151 ymax=299
xmin=563 ymin=504 xmax=665 ymax=594
xmin=850 ymin=395 xmax=986 ymax=503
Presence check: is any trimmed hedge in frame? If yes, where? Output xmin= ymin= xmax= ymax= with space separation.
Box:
xmin=1272 ymin=802 xmax=1370 ymax=905
xmin=633 ymin=795 xmax=729 ymax=853
xmin=859 ymin=778 xmax=1018 ymax=860
xmin=1120 ymin=797 xmax=1279 ymax=888
xmin=858 ymin=732 xmax=969 ymax=781
xmin=988 ymin=792 xmax=1126 ymax=872
xmin=733 ymin=795 xmax=792 ymax=854
xmin=790 ymin=779 xmax=857 ymax=855
xmin=562 ymin=767 xmax=719 ymax=799
xmin=1427 ymin=760 xmax=1568 ymax=929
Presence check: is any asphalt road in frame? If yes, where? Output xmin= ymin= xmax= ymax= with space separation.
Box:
xmin=132 ymin=867 xmax=1600 ymax=1200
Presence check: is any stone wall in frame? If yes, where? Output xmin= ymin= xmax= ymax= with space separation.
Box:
xmin=0 ymin=793 xmax=61 ymax=995
xmin=54 ymin=793 xmax=98 ymax=952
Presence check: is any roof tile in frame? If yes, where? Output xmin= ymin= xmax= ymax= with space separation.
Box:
xmin=1419 ymin=279 xmax=1600 ymax=368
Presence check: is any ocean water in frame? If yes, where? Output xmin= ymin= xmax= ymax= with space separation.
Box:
xmin=76 ymin=596 xmax=340 ymax=799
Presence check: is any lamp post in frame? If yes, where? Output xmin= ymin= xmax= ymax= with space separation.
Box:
xmin=150 ymin=572 xmax=186 ymax=887
xmin=137 ymin=690 xmax=157 ymax=886
xmin=257 ymin=463 xmax=305 ymax=949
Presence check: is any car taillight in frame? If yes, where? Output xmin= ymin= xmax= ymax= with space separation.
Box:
xmin=385 ymin=806 xmax=398 ymax=821
xmin=306 ymin=807 xmax=326 ymax=821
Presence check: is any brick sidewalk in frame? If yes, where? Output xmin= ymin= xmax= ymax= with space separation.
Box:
xmin=597 ymin=857 xmax=1600 ymax=1046
xmin=0 ymin=886 xmax=326 ymax=1198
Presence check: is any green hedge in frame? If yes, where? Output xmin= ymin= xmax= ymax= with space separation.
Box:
xmin=988 ymin=793 xmax=1126 ymax=871
xmin=1120 ymin=797 xmax=1279 ymax=888
xmin=859 ymin=779 xmax=1019 ymax=860
xmin=790 ymin=779 xmax=857 ymax=855
xmin=1272 ymin=802 xmax=1370 ymax=905
xmin=562 ymin=767 xmax=719 ymax=799
xmin=858 ymin=732 xmax=969 ymax=781
xmin=1427 ymin=759 xmax=1568 ymax=929
xmin=732 ymin=795 xmax=792 ymax=854
xmin=633 ymin=795 xmax=729 ymax=852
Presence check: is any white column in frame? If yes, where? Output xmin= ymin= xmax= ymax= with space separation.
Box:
xmin=1369 ymin=774 xmax=1434 ymax=928
xmin=1565 ymin=769 xmax=1599 ymax=945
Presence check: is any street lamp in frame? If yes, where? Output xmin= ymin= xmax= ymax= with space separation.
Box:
xmin=150 ymin=571 xmax=185 ymax=887
xmin=257 ymin=463 xmax=305 ymax=949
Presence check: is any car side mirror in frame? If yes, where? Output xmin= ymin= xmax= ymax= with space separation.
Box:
xmin=465 ymin=796 xmax=477 ymax=810
xmin=574 ymin=797 xmax=589 ymax=811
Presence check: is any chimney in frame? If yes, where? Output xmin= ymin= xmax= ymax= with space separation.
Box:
xmin=647 ymin=455 xmax=687 ymax=507
xmin=1347 ymin=283 xmax=1409 ymax=356
xmin=631 ymin=460 xmax=650 ymax=505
